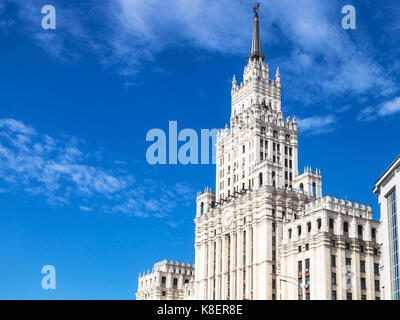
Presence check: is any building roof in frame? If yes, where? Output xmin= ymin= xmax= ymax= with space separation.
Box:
xmin=373 ymin=154 xmax=400 ymax=193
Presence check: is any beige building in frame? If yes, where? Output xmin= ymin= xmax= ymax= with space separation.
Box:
xmin=280 ymin=196 xmax=380 ymax=300
xmin=136 ymin=3 xmax=381 ymax=301
xmin=374 ymin=155 xmax=400 ymax=300
xmin=193 ymin=3 xmax=381 ymax=300
xmin=136 ymin=260 xmax=194 ymax=300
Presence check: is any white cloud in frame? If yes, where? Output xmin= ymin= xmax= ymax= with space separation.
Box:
xmin=0 ymin=118 xmax=194 ymax=218
xmin=79 ymin=205 xmax=93 ymax=212
xmin=358 ymin=97 xmax=400 ymax=122
xmin=297 ymin=115 xmax=337 ymax=135
xmin=3 ymin=0 xmax=396 ymax=101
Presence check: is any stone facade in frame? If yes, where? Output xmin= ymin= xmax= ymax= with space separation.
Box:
xmin=193 ymin=3 xmax=381 ymax=300
xmin=280 ymin=196 xmax=380 ymax=300
xmin=136 ymin=260 xmax=194 ymax=300
xmin=374 ymin=155 xmax=400 ymax=300
xmin=136 ymin=3 xmax=381 ymax=301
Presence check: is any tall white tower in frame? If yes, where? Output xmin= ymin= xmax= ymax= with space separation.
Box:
xmin=213 ymin=2 xmax=313 ymax=204
xmin=194 ymin=3 xmax=323 ymax=300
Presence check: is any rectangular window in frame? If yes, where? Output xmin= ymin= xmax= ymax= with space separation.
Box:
xmin=346 ymin=258 xmax=351 ymax=266
xmin=347 ymin=292 xmax=352 ymax=300
xmin=387 ymin=189 xmax=400 ymax=299
xmin=360 ymin=261 xmax=366 ymax=273
xmin=329 ymin=218 xmax=334 ymax=229
xmin=361 ymin=295 xmax=367 ymax=300
xmin=298 ymin=261 xmax=302 ymax=272
xmin=330 ymin=240 xmax=335 ymax=247
xmin=332 ymin=291 xmax=337 ymax=300
xmin=361 ymin=278 xmax=366 ymax=290
xmin=374 ymin=263 xmax=379 ymax=275
xmin=331 ymin=255 xmax=336 ymax=268
xmin=305 ymin=258 xmax=310 ymax=270
xmin=375 ymin=280 xmax=380 ymax=291
xmin=345 ymin=242 xmax=351 ymax=250
xmin=332 ymin=272 xmax=336 ymax=285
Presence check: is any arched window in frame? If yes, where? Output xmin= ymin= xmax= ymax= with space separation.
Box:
xmin=200 ymin=202 xmax=204 ymax=214
xmin=317 ymin=218 xmax=322 ymax=230
xmin=288 ymin=229 xmax=292 ymax=239
xmin=173 ymin=278 xmax=178 ymax=289
xmin=259 ymin=172 xmax=263 ymax=187
xmin=300 ymin=183 xmax=304 ymax=191
xmin=161 ymin=276 xmax=166 ymax=288
xmin=307 ymin=222 xmax=312 ymax=233
xmin=312 ymin=182 xmax=316 ymax=197
xmin=298 ymin=225 xmax=302 ymax=236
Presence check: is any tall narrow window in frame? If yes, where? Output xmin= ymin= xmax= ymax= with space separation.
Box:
xmin=329 ymin=218 xmax=334 ymax=230
xmin=388 ymin=189 xmax=400 ymax=299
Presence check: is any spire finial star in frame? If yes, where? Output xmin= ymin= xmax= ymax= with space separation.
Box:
xmin=254 ymin=2 xmax=260 ymax=16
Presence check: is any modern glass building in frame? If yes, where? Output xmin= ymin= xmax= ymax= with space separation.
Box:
xmin=374 ymin=155 xmax=400 ymax=300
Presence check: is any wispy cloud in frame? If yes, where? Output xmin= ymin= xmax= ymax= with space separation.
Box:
xmin=357 ymin=97 xmax=400 ymax=122
xmin=2 ymin=0 xmax=397 ymax=101
xmin=297 ymin=115 xmax=337 ymax=135
xmin=0 ymin=118 xmax=194 ymax=218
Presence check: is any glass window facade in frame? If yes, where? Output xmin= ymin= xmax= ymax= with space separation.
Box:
xmin=388 ymin=189 xmax=400 ymax=299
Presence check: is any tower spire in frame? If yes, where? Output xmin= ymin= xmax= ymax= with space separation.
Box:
xmin=249 ymin=2 xmax=265 ymax=61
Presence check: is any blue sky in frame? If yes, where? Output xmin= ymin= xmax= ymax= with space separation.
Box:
xmin=0 ymin=0 xmax=399 ymax=299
